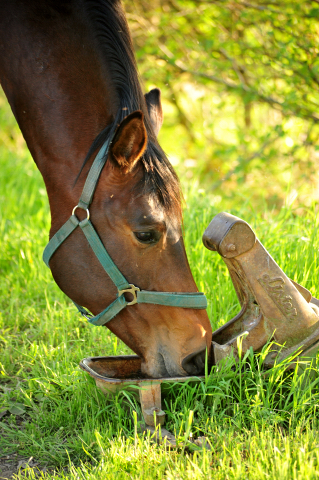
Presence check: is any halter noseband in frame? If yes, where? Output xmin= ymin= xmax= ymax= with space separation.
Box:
xmin=43 ymin=135 xmax=207 ymax=327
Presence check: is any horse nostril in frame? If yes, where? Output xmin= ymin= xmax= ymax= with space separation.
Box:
xmin=182 ymin=349 xmax=206 ymax=376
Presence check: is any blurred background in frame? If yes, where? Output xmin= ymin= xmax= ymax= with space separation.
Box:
xmin=1 ymin=0 xmax=319 ymax=212
xmin=123 ymin=0 xmax=319 ymax=211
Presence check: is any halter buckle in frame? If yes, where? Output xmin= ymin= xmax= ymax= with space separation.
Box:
xmin=118 ymin=284 xmax=140 ymax=306
xmin=80 ymin=310 xmax=93 ymax=321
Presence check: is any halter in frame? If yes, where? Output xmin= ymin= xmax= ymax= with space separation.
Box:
xmin=43 ymin=134 xmax=207 ymax=327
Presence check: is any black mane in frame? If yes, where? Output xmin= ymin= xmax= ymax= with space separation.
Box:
xmin=81 ymin=0 xmax=181 ymax=213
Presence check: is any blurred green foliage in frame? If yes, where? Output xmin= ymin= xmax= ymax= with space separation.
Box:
xmin=1 ymin=2 xmax=318 ymax=209
xmin=125 ymin=0 xmax=319 ymax=209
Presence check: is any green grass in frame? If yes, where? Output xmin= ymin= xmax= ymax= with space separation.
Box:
xmin=1 ymin=104 xmax=319 ymax=479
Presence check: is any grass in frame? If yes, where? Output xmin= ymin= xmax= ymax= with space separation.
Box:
xmin=1 ymin=98 xmax=319 ymax=478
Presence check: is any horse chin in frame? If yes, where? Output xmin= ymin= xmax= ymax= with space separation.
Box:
xmin=141 ymin=351 xmax=186 ymax=379
xmin=141 ymin=354 xmax=169 ymax=378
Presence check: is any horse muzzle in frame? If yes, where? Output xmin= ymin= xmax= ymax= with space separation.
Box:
xmin=140 ymin=346 xmax=208 ymax=378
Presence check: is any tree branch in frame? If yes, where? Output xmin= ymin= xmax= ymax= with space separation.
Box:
xmin=163 ymin=58 xmax=319 ymax=124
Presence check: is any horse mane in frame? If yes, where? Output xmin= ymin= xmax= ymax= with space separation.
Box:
xmin=80 ymin=0 xmax=182 ymax=214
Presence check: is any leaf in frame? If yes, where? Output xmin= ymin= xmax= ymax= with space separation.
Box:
xmin=9 ymin=403 xmax=26 ymax=415
xmin=35 ymin=394 xmax=45 ymax=402
xmin=309 ymin=8 xmax=319 ymax=18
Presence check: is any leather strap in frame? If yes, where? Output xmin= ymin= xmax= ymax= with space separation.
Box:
xmin=43 ymin=215 xmax=79 ymax=267
xmin=77 ymin=139 xmax=111 ymax=210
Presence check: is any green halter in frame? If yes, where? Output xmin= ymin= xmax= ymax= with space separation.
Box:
xmin=43 ymin=135 xmax=207 ymax=327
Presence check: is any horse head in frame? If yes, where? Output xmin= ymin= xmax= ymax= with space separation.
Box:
xmin=0 ymin=0 xmax=212 ymax=378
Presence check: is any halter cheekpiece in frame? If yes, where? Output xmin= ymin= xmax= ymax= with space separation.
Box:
xmin=43 ymin=133 xmax=207 ymax=326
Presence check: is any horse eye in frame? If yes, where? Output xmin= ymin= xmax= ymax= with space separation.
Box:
xmin=134 ymin=231 xmax=158 ymax=244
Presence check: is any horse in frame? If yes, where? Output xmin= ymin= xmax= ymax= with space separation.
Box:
xmin=0 ymin=0 xmax=212 ymax=378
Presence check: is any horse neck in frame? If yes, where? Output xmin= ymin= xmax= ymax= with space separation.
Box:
xmin=0 ymin=1 xmax=120 ymax=220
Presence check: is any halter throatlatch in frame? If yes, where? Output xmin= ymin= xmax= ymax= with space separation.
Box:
xmin=43 ymin=136 xmax=207 ymax=327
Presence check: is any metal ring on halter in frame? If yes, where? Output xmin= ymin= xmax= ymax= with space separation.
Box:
xmin=72 ymin=205 xmax=90 ymax=220
xmin=118 ymin=284 xmax=140 ymax=306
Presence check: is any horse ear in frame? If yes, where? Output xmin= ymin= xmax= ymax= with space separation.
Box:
xmin=145 ymin=88 xmax=163 ymax=136
xmin=109 ymin=111 xmax=147 ymax=173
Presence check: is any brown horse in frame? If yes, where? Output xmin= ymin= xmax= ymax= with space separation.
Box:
xmin=0 ymin=0 xmax=212 ymax=377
